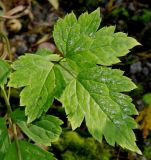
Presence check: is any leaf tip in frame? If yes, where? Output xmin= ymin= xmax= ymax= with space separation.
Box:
xmin=136 ymin=148 xmax=142 ymax=155
xmin=27 ymin=118 xmax=31 ymax=124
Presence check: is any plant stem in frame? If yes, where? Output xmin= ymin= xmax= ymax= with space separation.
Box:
xmin=1 ymin=87 xmax=22 ymax=160
xmin=8 ymin=86 xmax=11 ymax=100
xmin=13 ymin=124 xmax=22 ymax=160
xmin=1 ymin=86 xmax=12 ymax=114
xmin=0 ymin=32 xmax=21 ymax=159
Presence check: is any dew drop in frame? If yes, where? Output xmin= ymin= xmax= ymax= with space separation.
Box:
xmin=113 ymin=120 xmax=121 ymax=126
xmin=74 ymin=47 xmax=81 ymax=52
xmin=69 ymin=40 xmax=73 ymax=45
xmin=123 ymin=108 xmax=129 ymax=113
xmin=101 ymin=78 xmax=106 ymax=82
xmin=119 ymin=95 xmax=124 ymax=99
xmin=89 ymin=32 xmax=93 ymax=37
xmin=122 ymin=114 xmax=128 ymax=119
xmin=117 ymin=100 xmax=123 ymax=104
xmin=111 ymin=110 xmax=116 ymax=115
xmin=111 ymin=81 xmax=115 ymax=84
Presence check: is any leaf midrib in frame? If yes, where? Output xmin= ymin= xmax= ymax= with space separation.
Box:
xmin=25 ymin=64 xmax=54 ymax=122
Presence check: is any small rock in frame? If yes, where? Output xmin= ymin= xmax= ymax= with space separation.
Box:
xmin=46 ymin=13 xmax=58 ymax=24
xmin=142 ymin=67 xmax=149 ymax=76
xmin=24 ymin=34 xmax=37 ymax=44
xmin=128 ymin=2 xmax=135 ymax=11
xmin=136 ymin=99 xmax=144 ymax=110
xmin=6 ymin=19 xmax=22 ymax=32
xmin=38 ymin=42 xmax=56 ymax=53
xmin=16 ymin=44 xmax=28 ymax=55
xmin=130 ymin=61 xmax=142 ymax=74
xmin=146 ymin=62 xmax=151 ymax=70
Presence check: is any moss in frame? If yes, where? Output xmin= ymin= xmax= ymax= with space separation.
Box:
xmin=143 ymin=146 xmax=151 ymax=159
xmin=132 ymin=9 xmax=151 ymax=24
xmin=52 ymin=131 xmax=112 ymax=160
xmin=63 ymin=131 xmax=85 ymax=150
xmin=52 ymin=131 xmax=84 ymax=151
xmin=62 ymin=151 xmax=77 ymax=160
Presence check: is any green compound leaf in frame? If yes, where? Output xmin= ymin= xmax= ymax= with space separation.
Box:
xmin=0 ymin=59 xmax=10 ymax=86
xmin=53 ymin=9 xmax=139 ymax=66
xmin=61 ymin=66 xmax=141 ymax=154
xmin=6 ymin=9 xmax=141 ymax=155
xmin=8 ymin=54 xmax=56 ymax=123
xmin=4 ymin=141 xmax=55 ymax=160
xmin=0 ymin=118 xmax=10 ymax=160
xmin=12 ymin=109 xmax=63 ymax=146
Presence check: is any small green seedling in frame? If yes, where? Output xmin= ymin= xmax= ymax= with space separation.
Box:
xmin=0 ymin=9 xmax=141 ymax=159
